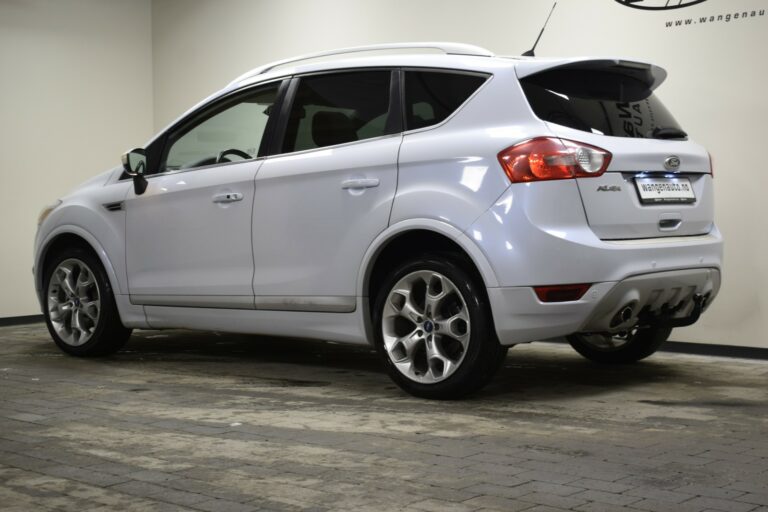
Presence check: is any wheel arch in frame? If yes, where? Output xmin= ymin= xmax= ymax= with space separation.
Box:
xmin=35 ymin=227 xmax=122 ymax=309
xmin=360 ymin=220 xmax=499 ymax=298
xmin=358 ymin=219 xmax=498 ymax=297
xmin=356 ymin=219 xmax=499 ymax=345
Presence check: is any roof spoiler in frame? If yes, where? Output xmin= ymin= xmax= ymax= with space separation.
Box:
xmin=515 ymin=58 xmax=668 ymax=91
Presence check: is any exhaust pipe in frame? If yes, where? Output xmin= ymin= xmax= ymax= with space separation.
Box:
xmin=619 ymin=306 xmax=633 ymax=323
xmin=610 ymin=304 xmax=635 ymax=328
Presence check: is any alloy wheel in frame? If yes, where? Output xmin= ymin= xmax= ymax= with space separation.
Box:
xmin=47 ymin=258 xmax=101 ymax=346
xmin=381 ymin=270 xmax=471 ymax=383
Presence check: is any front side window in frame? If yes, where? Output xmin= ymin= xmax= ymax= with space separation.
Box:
xmin=282 ymin=71 xmax=393 ymax=153
xmin=162 ymin=82 xmax=280 ymax=172
xmin=404 ymin=70 xmax=488 ymax=130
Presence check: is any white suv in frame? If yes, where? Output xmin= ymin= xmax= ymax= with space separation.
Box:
xmin=34 ymin=43 xmax=722 ymax=399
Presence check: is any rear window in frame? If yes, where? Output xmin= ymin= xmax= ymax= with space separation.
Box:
xmin=520 ymin=68 xmax=686 ymax=140
xmin=404 ymin=71 xmax=488 ymax=130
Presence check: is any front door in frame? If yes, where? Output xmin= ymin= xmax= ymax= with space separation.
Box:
xmin=126 ymin=81 xmax=282 ymax=308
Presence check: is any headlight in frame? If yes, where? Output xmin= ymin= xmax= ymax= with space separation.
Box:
xmin=37 ymin=200 xmax=62 ymax=226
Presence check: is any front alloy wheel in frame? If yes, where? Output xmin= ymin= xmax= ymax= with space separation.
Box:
xmin=43 ymin=247 xmax=132 ymax=356
xmin=47 ymin=259 xmax=101 ymax=346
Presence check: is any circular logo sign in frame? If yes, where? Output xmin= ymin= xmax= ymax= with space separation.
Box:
xmin=664 ymin=156 xmax=681 ymax=171
xmin=614 ymin=0 xmax=708 ymax=10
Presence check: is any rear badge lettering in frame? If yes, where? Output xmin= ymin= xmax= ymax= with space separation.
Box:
xmin=597 ymin=185 xmax=622 ymax=192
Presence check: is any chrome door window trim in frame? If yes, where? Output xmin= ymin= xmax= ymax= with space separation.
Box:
xmin=137 ymin=156 xmax=267 ymax=181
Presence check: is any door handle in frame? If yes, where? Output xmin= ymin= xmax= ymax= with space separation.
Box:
xmin=341 ymin=178 xmax=380 ymax=190
xmin=212 ymin=192 xmax=243 ymax=203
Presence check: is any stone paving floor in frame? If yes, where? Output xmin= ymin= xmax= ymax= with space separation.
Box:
xmin=1 ymin=323 xmax=767 ymax=512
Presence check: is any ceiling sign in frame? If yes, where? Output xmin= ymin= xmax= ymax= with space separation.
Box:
xmin=615 ymin=0 xmax=708 ymax=10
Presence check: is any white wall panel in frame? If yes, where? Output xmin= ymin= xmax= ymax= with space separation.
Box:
xmin=0 ymin=0 xmax=154 ymax=317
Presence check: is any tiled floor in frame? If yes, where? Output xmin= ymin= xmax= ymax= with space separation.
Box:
xmin=1 ymin=323 xmax=767 ymax=511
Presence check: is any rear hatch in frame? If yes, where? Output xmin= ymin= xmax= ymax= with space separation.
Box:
xmin=516 ymin=58 xmax=713 ymax=240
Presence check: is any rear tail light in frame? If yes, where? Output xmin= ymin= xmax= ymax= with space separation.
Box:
xmin=534 ymin=284 xmax=591 ymax=303
xmin=498 ymin=137 xmax=612 ymax=183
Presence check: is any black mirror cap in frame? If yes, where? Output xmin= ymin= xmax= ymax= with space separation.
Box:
xmin=132 ymin=174 xmax=148 ymax=195
xmin=121 ymin=147 xmax=147 ymax=177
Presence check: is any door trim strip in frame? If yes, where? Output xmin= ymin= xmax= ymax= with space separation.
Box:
xmin=130 ymin=295 xmax=356 ymax=313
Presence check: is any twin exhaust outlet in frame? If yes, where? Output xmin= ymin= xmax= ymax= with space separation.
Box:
xmin=610 ymin=294 xmax=708 ymax=331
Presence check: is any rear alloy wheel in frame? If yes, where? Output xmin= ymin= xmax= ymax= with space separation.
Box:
xmin=567 ymin=326 xmax=672 ymax=364
xmin=44 ymin=248 xmax=131 ymax=356
xmin=374 ymin=256 xmax=506 ymax=399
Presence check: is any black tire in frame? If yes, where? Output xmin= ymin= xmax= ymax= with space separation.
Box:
xmin=372 ymin=255 xmax=506 ymax=399
xmin=43 ymin=246 xmax=132 ymax=357
xmin=567 ymin=326 xmax=672 ymax=364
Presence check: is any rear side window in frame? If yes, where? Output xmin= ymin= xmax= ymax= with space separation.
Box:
xmin=282 ymin=71 xmax=393 ymax=153
xmin=520 ymin=67 xmax=686 ymax=140
xmin=404 ymin=71 xmax=488 ymax=130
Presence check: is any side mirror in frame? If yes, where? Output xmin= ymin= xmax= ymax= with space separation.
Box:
xmin=121 ymin=148 xmax=148 ymax=195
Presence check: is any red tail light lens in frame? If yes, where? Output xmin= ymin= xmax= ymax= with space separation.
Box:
xmin=534 ymin=284 xmax=591 ymax=303
xmin=498 ymin=137 xmax=612 ymax=183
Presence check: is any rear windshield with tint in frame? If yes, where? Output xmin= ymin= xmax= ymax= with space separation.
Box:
xmin=404 ymin=71 xmax=488 ymax=130
xmin=520 ymin=67 xmax=686 ymax=140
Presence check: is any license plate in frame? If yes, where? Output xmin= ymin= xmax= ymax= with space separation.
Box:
xmin=635 ymin=177 xmax=695 ymax=204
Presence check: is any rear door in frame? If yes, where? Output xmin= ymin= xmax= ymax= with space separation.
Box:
xmin=251 ymin=70 xmax=400 ymax=311
xmin=517 ymin=60 xmax=713 ymax=240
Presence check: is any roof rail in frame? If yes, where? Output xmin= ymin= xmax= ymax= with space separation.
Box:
xmin=229 ymin=42 xmax=495 ymax=86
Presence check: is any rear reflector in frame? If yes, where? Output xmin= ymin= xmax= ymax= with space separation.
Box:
xmin=498 ymin=137 xmax=612 ymax=183
xmin=534 ymin=284 xmax=591 ymax=303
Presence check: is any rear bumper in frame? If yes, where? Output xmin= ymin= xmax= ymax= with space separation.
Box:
xmin=469 ymin=181 xmax=722 ymax=344
xmin=489 ymin=267 xmax=721 ymax=346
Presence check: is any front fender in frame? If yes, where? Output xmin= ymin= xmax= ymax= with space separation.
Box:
xmin=35 ymin=223 xmax=124 ymax=306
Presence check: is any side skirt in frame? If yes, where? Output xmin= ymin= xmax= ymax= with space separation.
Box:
xmin=142 ymin=297 xmax=369 ymax=345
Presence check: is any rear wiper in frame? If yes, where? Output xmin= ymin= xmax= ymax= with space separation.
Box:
xmin=650 ymin=126 xmax=688 ymax=139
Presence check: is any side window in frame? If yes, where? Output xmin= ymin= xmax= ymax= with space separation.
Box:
xmin=404 ymin=71 xmax=488 ymax=130
xmin=282 ymin=71 xmax=392 ymax=153
xmin=162 ymin=82 xmax=280 ymax=172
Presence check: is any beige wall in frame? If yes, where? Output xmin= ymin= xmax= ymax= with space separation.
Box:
xmin=0 ymin=0 xmax=154 ymax=317
xmin=150 ymin=0 xmax=546 ymax=129
xmin=3 ymin=0 xmax=766 ymax=348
